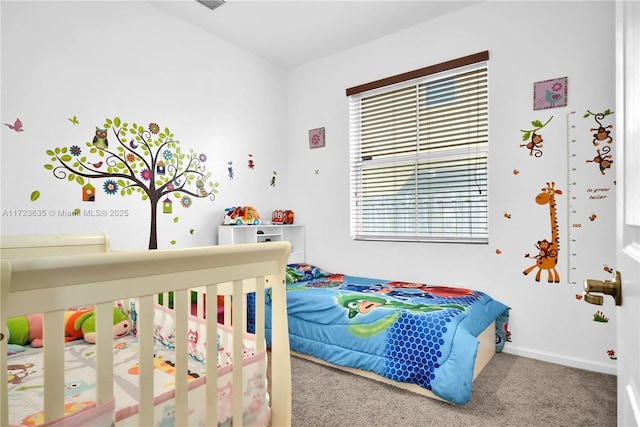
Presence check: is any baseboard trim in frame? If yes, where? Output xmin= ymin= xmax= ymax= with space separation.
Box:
xmin=503 ymin=347 xmax=617 ymax=376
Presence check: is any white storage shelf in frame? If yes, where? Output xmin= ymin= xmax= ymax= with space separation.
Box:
xmin=218 ymin=224 xmax=304 ymax=264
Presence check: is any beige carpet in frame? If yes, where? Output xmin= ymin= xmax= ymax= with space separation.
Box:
xmin=283 ymin=352 xmax=616 ymax=427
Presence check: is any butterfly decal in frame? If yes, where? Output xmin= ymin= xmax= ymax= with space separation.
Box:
xmin=4 ymin=118 xmax=24 ymax=132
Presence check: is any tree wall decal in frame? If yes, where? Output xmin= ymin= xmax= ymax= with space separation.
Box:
xmin=44 ymin=117 xmax=219 ymax=249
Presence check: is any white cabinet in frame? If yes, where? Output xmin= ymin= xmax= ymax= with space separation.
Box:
xmin=218 ymin=224 xmax=304 ymax=264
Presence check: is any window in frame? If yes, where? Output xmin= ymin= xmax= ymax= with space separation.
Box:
xmin=348 ymin=52 xmax=489 ymax=243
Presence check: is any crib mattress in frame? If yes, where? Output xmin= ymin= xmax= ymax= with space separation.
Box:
xmin=7 ymin=327 xmax=268 ymax=426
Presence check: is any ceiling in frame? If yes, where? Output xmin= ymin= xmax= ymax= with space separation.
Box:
xmin=149 ymin=1 xmax=480 ymax=69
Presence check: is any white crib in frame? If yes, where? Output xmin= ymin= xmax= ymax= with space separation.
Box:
xmin=1 ymin=234 xmax=292 ymax=426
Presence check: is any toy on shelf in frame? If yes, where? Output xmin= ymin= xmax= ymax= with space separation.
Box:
xmin=272 ymin=210 xmax=295 ymax=224
xmin=223 ymin=206 xmax=261 ymax=225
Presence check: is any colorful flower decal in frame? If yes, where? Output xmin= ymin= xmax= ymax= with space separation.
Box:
xmin=103 ymin=179 xmax=118 ymax=195
xmin=166 ymin=182 xmax=175 ymax=191
xmin=141 ymin=168 xmax=151 ymax=181
xmin=180 ymin=196 xmax=192 ymax=208
xmin=163 ymin=150 xmax=173 ymax=161
xmin=70 ymin=145 xmax=82 ymax=156
xmin=126 ymin=153 xmax=136 ymax=163
xmin=607 ymin=349 xmax=617 ymax=360
xmin=149 ymin=122 xmax=160 ymax=134
xmin=198 ymin=153 xmax=207 ymax=163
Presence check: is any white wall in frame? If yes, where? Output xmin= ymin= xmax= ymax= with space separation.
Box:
xmin=286 ymin=1 xmax=618 ymax=374
xmin=1 ymin=0 xmax=289 ymax=251
xmin=1 ymin=0 xmax=619 ymax=375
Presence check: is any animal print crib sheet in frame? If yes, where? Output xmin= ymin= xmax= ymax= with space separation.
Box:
xmin=7 ymin=330 xmax=269 ymax=426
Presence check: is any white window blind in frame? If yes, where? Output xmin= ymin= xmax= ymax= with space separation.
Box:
xmin=349 ymin=57 xmax=489 ymax=243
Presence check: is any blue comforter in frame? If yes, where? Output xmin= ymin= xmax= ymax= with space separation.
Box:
xmin=260 ymin=268 xmax=509 ymax=404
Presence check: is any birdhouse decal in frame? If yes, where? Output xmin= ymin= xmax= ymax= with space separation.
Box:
xmin=156 ymin=160 xmax=166 ymax=175
xmin=162 ymin=197 xmax=172 ymax=214
xmin=82 ymin=183 xmax=95 ymax=202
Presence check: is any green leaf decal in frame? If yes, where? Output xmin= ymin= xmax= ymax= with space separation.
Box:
xmin=30 ymin=191 xmax=40 ymax=201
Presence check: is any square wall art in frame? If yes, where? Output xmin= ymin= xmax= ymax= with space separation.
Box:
xmin=309 ymin=127 xmax=325 ymax=149
xmin=534 ymin=77 xmax=567 ymax=110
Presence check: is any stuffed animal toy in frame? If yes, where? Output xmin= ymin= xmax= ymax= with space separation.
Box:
xmin=5 ymin=327 xmax=26 ymax=354
xmin=73 ymin=307 xmax=131 ymax=344
xmin=64 ymin=309 xmax=94 ymax=342
xmin=6 ymin=314 xmax=44 ymax=347
xmin=6 ymin=308 xmax=130 ymax=347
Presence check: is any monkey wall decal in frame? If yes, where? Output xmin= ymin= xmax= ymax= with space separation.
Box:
xmin=584 ymin=109 xmax=614 ymax=146
xmin=586 ymin=145 xmax=614 ymax=175
xmin=519 ymin=116 xmax=553 ymax=157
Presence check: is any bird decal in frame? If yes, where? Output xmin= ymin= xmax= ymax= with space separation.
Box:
xmin=130 ymin=139 xmax=137 ymax=149
xmin=92 ymin=161 xmax=103 ymax=168
xmin=92 ymin=127 xmax=108 ymax=149
xmin=4 ymin=118 xmax=24 ymax=132
xmin=545 ymin=90 xmax=563 ymax=107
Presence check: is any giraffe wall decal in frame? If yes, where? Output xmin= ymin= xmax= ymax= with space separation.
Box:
xmin=523 ymin=182 xmax=563 ymax=283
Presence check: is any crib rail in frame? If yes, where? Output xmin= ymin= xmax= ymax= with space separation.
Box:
xmin=1 ymin=237 xmax=291 ymax=427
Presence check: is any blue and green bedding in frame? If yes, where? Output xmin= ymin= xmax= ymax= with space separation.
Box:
xmin=259 ymin=263 xmax=509 ymax=405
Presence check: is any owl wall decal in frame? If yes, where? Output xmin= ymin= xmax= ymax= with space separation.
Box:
xmin=93 ymin=127 xmax=108 ymax=149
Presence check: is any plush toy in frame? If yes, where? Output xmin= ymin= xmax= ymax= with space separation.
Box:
xmin=64 ymin=309 xmax=94 ymax=342
xmin=5 ymin=327 xmax=26 ymax=354
xmin=73 ymin=307 xmax=131 ymax=344
xmin=6 ymin=314 xmax=44 ymax=348
xmin=6 ymin=308 xmax=130 ymax=347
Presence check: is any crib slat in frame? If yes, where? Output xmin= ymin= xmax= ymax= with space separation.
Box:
xmin=270 ymin=275 xmax=292 ymax=427
xmin=232 ymin=279 xmax=244 ymax=426
xmin=137 ymin=295 xmax=154 ymax=425
xmin=95 ymin=302 xmax=114 ymax=404
xmin=1 ymin=262 xmax=9 ymax=427
xmin=174 ymin=289 xmax=189 ymax=426
xmin=223 ymin=294 xmax=231 ymax=325
xmin=205 ymin=284 xmax=219 ymax=427
xmin=42 ymin=310 xmax=64 ymax=422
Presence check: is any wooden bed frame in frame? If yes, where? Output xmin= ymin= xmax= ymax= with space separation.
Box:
xmin=0 ymin=234 xmax=292 ymax=426
xmin=291 ymin=320 xmax=496 ymax=403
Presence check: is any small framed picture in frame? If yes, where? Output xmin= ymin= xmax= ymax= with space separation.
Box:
xmin=309 ymin=127 xmax=325 ymax=149
xmin=533 ymin=77 xmax=567 ymax=110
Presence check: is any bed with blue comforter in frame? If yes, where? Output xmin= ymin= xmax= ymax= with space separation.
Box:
xmin=260 ymin=263 xmax=510 ymax=405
